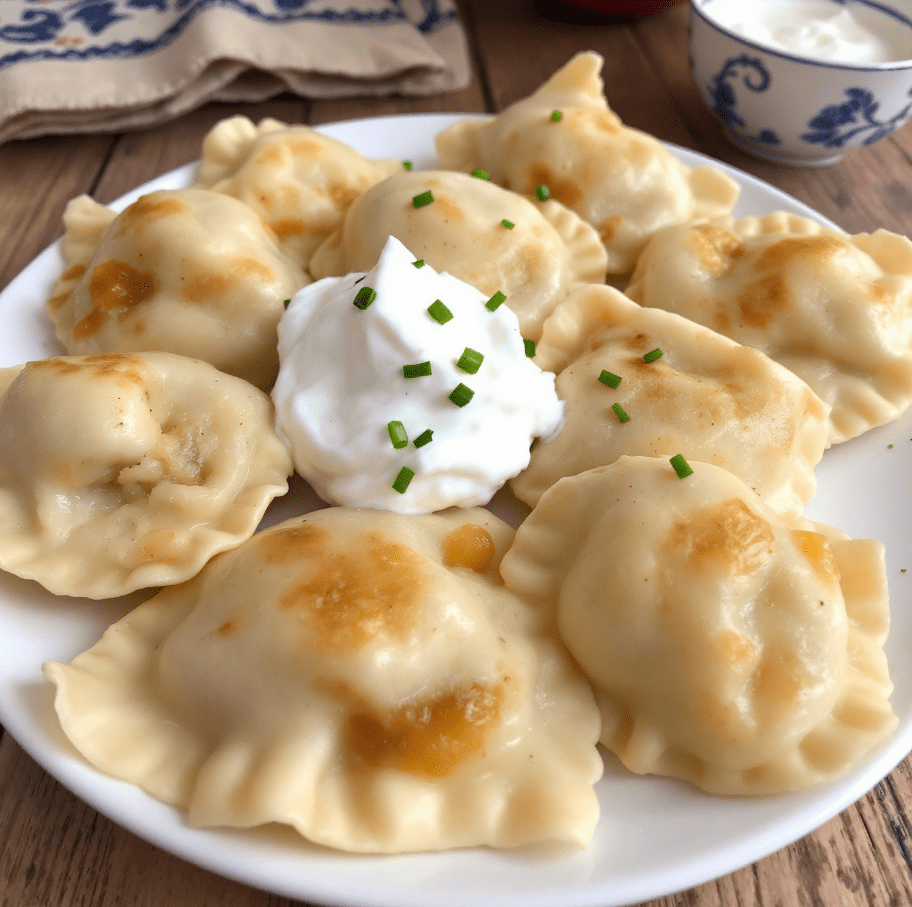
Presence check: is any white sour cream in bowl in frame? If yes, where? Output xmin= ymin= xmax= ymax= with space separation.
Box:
xmin=704 ymin=0 xmax=912 ymax=64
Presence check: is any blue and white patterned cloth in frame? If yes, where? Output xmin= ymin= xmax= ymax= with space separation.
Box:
xmin=0 ymin=0 xmax=470 ymax=142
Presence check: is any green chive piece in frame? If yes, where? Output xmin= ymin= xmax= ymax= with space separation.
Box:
xmin=485 ymin=290 xmax=507 ymax=311
xmin=282 ymin=298 xmax=291 ymax=309
xmin=353 ymin=286 xmax=376 ymax=310
xmin=412 ymin=258 xmax=426 ymax=268
xmin=412 ymin=190 xmax=434 ymax=208
xmin=524 ymin=338 xmax=536 ymax=358
xmin=392 ymin=466 xmax=415 ymax=494
xmin=449 ymin=383 xmax=474 ymax=407
xmin=456 ymin=347 xmax=484 ymax=374
xmin=387 ymin=420 xmax=408 ymax=449
xmin=501 ymin=218 xmax=515 ymax=229
xmin=535 ymin=184 xmax=551 ymax=202
xmin=644 ymin=348 xmax=663 ymax=363
xmin=403 ymin=361 xmax=432 ymax=379
xmin=550 ymin=109 xmax=563 ymax=122
xmin=670 ymin=454 xmax=694 ymax=479
xmin=598 ymin=370 xmax=622 ymax=389
xmin=413 ymin=429 xmax=434 ymax=448
xmin=402 ymin=160 xmax=413 ymax=170
xmin=612 ymin=402 xmax=630 ymax=423
xmin=427 ymin=299 xmax=453 ymax=324
xmin=472 ymin=168 xmax=491 ymax=180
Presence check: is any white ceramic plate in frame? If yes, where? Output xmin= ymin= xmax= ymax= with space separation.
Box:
xmin=0 ymin=113 xmax=910 ymax=907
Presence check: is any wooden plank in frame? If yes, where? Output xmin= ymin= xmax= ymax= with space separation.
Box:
xmin=630 ymin=2 xmax=735 ymax=156
xmin=0 ymin=133 xmax=113 ymax=294
xmin=637 ymin=782 xmax=912 ymax=907
xmin=0 ymin=735 xmax=316 ymax=907
xmin=308 ymin=79 xmax=486 ymax=125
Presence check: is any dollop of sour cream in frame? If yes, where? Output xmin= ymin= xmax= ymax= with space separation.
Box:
xmin=272 ymin=236 xmax=564 ymax=514
xmin=707 ymin=0 xmax=912 ymax=63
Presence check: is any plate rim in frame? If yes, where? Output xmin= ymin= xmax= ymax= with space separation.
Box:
xmin=0 ymin=111 xmax=908 ymax=907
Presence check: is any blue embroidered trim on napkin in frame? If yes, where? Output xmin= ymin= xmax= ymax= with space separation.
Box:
xmin=0 ymin=0 xmax=459 ymax=70
xmin=0 ymin=0 xmax=471 ymax=142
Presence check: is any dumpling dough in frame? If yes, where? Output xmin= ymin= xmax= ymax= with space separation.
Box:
xmin=44 ymin=507 xmax=603 ymax=853
xmin=501 ymin=457 xmax=896 ymax=795
xmin=308 ymin=168 xmax=608 ymax=339
xmin=435 ymin=51 xmax=739 ymax=275
xmin=0 ymin=352 xmax=292 ymax=598
xmin=626 ymin=212 xmax=912 ymax=444
xmin=196 ymin=116 xmax=402 ymax=268
xmin=512 ymin=284 xmax=829 ymax=517
xmin=45 ymin=188 xmax=308 ymax=390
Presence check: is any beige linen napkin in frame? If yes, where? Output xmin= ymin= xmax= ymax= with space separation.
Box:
xmin=0 ymin=0 xmax=470 ymax=143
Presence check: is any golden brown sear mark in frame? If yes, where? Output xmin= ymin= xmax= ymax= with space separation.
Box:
xmin=75 ymin=260 xmax=157 ymax=340
xmin=280 ymin=533 xmax=427 ymax=651
xmin=669 ymin=498 xmax=774 ymax=576
xmin=344 ymin=680 xmax=505 ymax=778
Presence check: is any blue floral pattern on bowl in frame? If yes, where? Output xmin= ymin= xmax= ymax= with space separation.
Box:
xmin=802 ymin=86 xmax=912 ymax=148
xmin=708 ymin=54 xmax=781 ymax=146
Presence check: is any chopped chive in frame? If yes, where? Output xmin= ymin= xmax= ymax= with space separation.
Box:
xmin=412 ymin=190 xmax=434 ymax=208
xmin=387 ymin=421 xmax=408 ymax=449
xmin=402 ymin=160 xmax=413 ymax=170
xmin=282 ymin=298 xmax=291 ymax=309
xmin=412 ymin=258 xmax=426 ymax=268
xmin=670 ymin=454 xmax=694 ymax=479
xmin=427 ymin=299 xmax=453 ymax=324
xmin=535 ymin=184 xmax=551 ymax=202
xmin=550 ymin=109 xmax=563 ymax=122
xmin=485 ymin=290 xmax=507 ymax=311
xmin=501 ymin=218 xmax=515 ymax=229
xmin=472 ymin=168 xmax=490 ymax=180
xmin=523 ymin=338 xmax=536 ymax=358
xmin=456 ymin=347 xmax=484 ymax=374
xmin=644 ymin=348 xmax=663 ymax=363
xmin=413 ymin=429 xmax=434 ymax=448
xmin=392 ymin=466 xmax=415 ymax=494
xmin=598 ymin=370 xmax=622 ymax=389
xmin=449 ymin=383 xmax=474 ymax=407
xmin=353 ymin=286 xmax=376 ymax=310
xmin=612 ymin=402 xmax=630 ymax=423
xmin=403 ymin=361 xmax=432 ymax=379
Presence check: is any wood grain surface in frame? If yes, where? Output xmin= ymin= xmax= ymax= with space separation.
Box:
xmin=2 ymin=2 xmax=912 ymax=905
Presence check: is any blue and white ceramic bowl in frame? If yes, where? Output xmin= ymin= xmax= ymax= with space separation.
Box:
xmin=690 ymin=0 xmax=912 ymax=166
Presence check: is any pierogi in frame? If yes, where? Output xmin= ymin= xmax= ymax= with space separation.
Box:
xmin=308 ymin=168 xmax=608 ymax=339
xmin=626 ymin=212 xmax=912 ymax=444
xmin=435 ymin=51 xmax=740 ymax=275
xmin=196 ymin=116 xmax=402 ymax=269
xmin=511 ymin=284 xmax=829 ymax=517
xmin=501 ymin=457 xmax=897 ymax=795
xmin=25 ymin=79 xmax=905 ymax=862
xmin=44 ymin=507 xmax=603 ymax=853
xmin=0 ymin=352 xmax=292 ymax=599
xmin=45 ymin=188 xmax=307 ymax=390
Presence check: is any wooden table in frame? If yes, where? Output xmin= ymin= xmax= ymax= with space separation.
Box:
xmin=2 ymin=1 xmax=912 ymax=904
